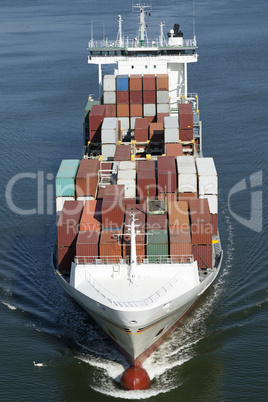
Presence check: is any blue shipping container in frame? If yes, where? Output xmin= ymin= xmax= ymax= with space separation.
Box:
xmin=116 ymin=75 xmax=129 ymax=91
xmin=56 ymin=159 xmax=80 ymax=197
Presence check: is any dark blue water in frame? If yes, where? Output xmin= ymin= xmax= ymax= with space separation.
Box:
xmin=0 ymin=0 xmax=267 ymax=400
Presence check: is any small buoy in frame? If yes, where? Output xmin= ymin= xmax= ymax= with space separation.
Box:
xmin=120 ymin=366 xmax=150 ymax=390
xmin=33 ymin=361 xmax=44 ymax=367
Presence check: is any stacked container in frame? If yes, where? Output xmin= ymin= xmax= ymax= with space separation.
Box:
xmin=134 ymin=118 xmax=149 ymax=142
xmin=136 ymin=160 xmax=156 ymax=200
xmin=101 ymin=196 xmax=124 ymax=229
xmin=176 ymin=156 xmax=197 ymax=194
xmin=117 ymin=161 xmax=136 ymax=199
xmin=164 ymin=116 xmax=179 ymax=143
xmin=178 ymin=103 xmax=193 ymax=141
xmin=123 ymin=204 xmax=146 ymax=259
xmin=156 ymin=74 xmax=169 ymax=114
xmin=57 ymin=200 xmax=83 ymax=271
xmin=75 ymin=159 xmax=100 ymax=200
xmin=103 ymin=75 xmax=116 ymax=106
xmin=116 ymin=75 xmax=129 ymax=121
xmin=79 ymin=200 xmax=102 ymax=231
xmin=189 ymin=198 xmax=213 ymax=269
xmin=143 ymin=74 xmax=156 ymax=123
xmin=196 ymin=157 xmax=218 ymax=234
xmin=101 ymin=117 xmax=119 ymax=160
xmin=149 ymin=122 xmax=164 ymax=143
xmin=129 ymin=75 xmax=143 ymax=128
xmin=157 ymin=156 xmax=177 ymax=194
xmin=76 ymin=231 xmax=100 ymax=263
xmin=168 ymin=200 xmax=192 ymax=257
xmin=99 ymin=230 xmax=122 ymax=258
xmin=55 ymin=159 xmax=80 ymax=219
xmin=147 ymin=229 xmax=168 ymax=262
xmin=89 ymin=104 xmax=106 ymax=143
xmin=165 ymin=143 xmax=183 ymax=157
xmin=114 ymin=144 xmax=131 ymax=161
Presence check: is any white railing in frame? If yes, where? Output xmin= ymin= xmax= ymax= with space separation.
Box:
xmin=84 ymin=264 xmax=191 ymax=308
xmin=75 ymin=255 xmax=194 ymax=265
xmin=88 ymin=38 xmax=196 ymax=50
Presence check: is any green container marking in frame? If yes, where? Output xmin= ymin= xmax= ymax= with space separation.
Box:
xmin=147 ymin=229 xmax=168 ymax=261
xmin=55 ymin=159 xmax=80 ymax=197
xmin=84 ymin=100 xmax=101 ymax=121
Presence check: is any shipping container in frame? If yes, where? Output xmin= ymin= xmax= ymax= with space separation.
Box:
xmin=144 ymin=103 xmax=156 ymax=116
xmin=125 ymin=204 xmax=146 ymax=228
xmin=165 ymin=128 xmax=179 ymax=143
xmin=119 ymin=161 xmax=136 ymax=170
xmin=116 ymin=75 xmax=129 ymax=91
xmin=105 ymin=104 xmax=116 ymax=117
xmin=189 ymin=198 xmax=213 ymax=245
xmin=117 ymin=169 xmax=136 ymax=180
xmin=192 ymin=245 xmax=212 ymax=269
xmin=56 ymin=196 xmax=75 ymax=219
xmin=143 ymin=74 xmax=156 ymax=91
xmin=157 ymin=103 xmax=169 ymax=114
xmin=58 ymin=246 xmax=75 ymax=272
xmin=157 ymin=90 xmax=169 ymax=104
xmin=179 ymin=129 xmax=193 ymax=141
xmin=103 ymin=91 xmax=116 ymax=104
xmin=156 ymin=74 xmax=169 ymax=91
xmin=149 ymin=122 xmax=164 ymax=142
xmin=130 ymin=91 xmax=142 ymax=104
xmin=76 ymin=231 xmax=100 ymax=262
xmin=147 ymin=229 xmax=168 ymax=261
xmin=178 ymin=103 xmax=193 ymax=130
xmin=102 ymin=196 xmax=124 ymax=228
xmin=75 ymin=159 xmax=100 ymax=197
xmin=117 ymin=179 xmax=136 ymax=199
xmin=137 ymin=170 xmax=157 ymax=199
xmin=168 ymin=201 xmax=190 ymax=230
xmin=102 ymin=144 xmax=116 ymax=160
xmin=158 ymin=192 xmax=177 ymax=203
xmin=136 ymin=160 xmax=155 ymax=173
xmin=129 ymin=74 xmax=142 ymax=91
xmin=117 ymin=91 xmax=129 ymax=104
xmin=122 ymin=234 xmax=145 ymax=260
xmin=89 ymin=105 xmax=106 ymax=131
xmin=147 ymin=213 xmax=168 ymax=230
xmin=84 ymin=100 xmax=100 ymax=121
xmin=157 ymin=156 xmax=177 ymax=193
xmin=80 ymin=200 xmax=102 ymax=231
xmin=56 ymin=159 xmax=80 ymax=197
xmin=134 ymin=117 xmax=149 ymax=142
xmin=114 ymin=144 xmax=132 ymax=161
xmin=99 ymin=230 xmax=122 ymax=258
xmin=117 ymin=117 xmax=130 ymax=130
xmin=178 ymin=192 xmax=197 ymax=204
xmin=211 ymin=214 xmax=218 ymax=235
xmin=165 ymin=143 xmax=183 ymax=157
xmin=103 ymin=75 xmax=116 ymax=91
xmin=101 ymin=117 xmax=119 ymax=144
xmin=57 ymin=200 xmax=84 ymax=247
xmin=117 ymin=104 xmax=130 ymax=117
xmin=164 ymin=116 xmax=179 ymax=129
xmin=89 ymin=129 xmax=101 ymax=143
xmin=196 ymin=157 xmax=218 ymax=195
xmin=143 ymin=91 xmax=156 ymax=104
xmin=176 ymin=156 xmax=197 ymax=193
xmin=130 ymin=104 xmax=143 ymax=117
xmin=157 ymin=113 xmax=169 ymax=124
xmin=169 ymin=229 xmax=192 ymax=257
xmin=104 ymin=184 xmax=125 ymax=198
xmin=200 ymin=194 xmax=218 ymax=214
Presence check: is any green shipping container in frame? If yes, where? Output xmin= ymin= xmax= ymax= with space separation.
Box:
xmin=84 ymin=100 xmax=101 ymax=121
xmin=147 ymin=229 xmax=168 ymax=262
xmin=56 ymin=159 xmax=80 ymax=197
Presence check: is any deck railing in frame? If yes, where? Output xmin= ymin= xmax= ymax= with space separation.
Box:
xmin=74 ymin=255 xmax=194 ymax=265
xmin=88 ymin=38 xmax=196 ymax=50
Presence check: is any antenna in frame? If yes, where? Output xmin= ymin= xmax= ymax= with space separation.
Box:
xmin=193 ymin=0 xmax=196 ymax=38
xmin=132 ymin=1 xmax=152 ymax=45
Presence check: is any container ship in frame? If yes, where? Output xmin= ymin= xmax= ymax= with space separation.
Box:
xmin=53 ymin=1 xmax=223 ymax=390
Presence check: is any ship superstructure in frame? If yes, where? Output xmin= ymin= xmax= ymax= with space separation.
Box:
xmin=53 ymin=2 xmax=222 ymax=390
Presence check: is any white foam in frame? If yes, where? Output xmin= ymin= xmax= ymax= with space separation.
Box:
xmin=2 ymin=301 xmax=17 ymax=310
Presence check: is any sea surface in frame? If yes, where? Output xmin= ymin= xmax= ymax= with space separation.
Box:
xmin=0 ymin=0 xmax=267 ymax=401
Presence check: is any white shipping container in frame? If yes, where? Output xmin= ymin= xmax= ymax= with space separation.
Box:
xmin=196 ymin=157 xmax=218 ymax=195
xmin=164 ymin=116 xmax=179 ymax=129
xmin=117 ymin=169 xmax=136 ymax=180
xmin=77 ymin=196 xmax=95 ymax=204
xmin=177 ymin=156 xmax=197 ymax=193
xmin=131 ymin=116 xmax=141 ymax=130
xmin=103 ymin=75 xmax=116 ymax=91
xmin=157 ymin=90 xmax=169 ymax=104
xmin=56 ymin=196 xmax=75 ymax=219
xmin=118 ymin=117 xmax=129 ymax=130
xmin=157 ymin=103 xmax=169 ymax=113
xmin=102 ymin=144 xmax=116 ymax=160
xmin=164 ymin=128 xmax=179 ymax=143
xmin=119 ymin=161 xmax=136 ymax=170
xmin=143 ymin=103 xmax=156 ymax=116
xmin=101 ymin=118 xmax=119 ymax=144
xmin=200 ymin=194 xmax=218 ymax=214
xmin=117 ymin=179 xmax=136 ymax=198
xmin=103 ymin=91 xmax=116 ymax=104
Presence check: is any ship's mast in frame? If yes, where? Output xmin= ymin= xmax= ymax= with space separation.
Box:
xmin=132 ymin=1 xmax=152 ymax=46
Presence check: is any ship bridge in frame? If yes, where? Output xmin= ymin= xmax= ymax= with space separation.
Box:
xmin=87 ymin=7 xmax=198 ymax=110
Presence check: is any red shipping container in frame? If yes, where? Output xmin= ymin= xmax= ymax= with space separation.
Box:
xmin=104 ymin=184 xmax=125 ymax=199
xmin=143 ymin=74 xmax=156 ymax=91
xmin=122 ymin=234 xmax=145 ymax=259
xmin=179 ymin=192 xmax=197 ymax=205
xmin=137 ymin=166 xmax=157 ymax=198
xmin=211 ymin=214 xmax=218 ymax=235
xmin=169 ymin=229 xmax=192 ymax=256
xmin=178 ymin=103 xmax=193 ymax=130
xmin=165 ymin=143 xmax=183 ymax=157
xmin=99 ymin=230 xmax=122 ymax=257
xmin=168 ymin=201 xmax=190 ymax=230
xmin=129 ymin=75 xmax=142 ymax=91
xmin=100 ymin=162 xmax=113 ymax=171
xmin=130 ymin=104 xmax=143 ymax=117
xmin=97 ymin=187 xmax=105 ymax=200
xmin=146 ymin=116 xmax=156 ymax=124
xmin=57 ymin=200 xmax=84 ymax=247
xmin=158 ymin=192 xmax=177 ymax=203
xmin=114 ymin=144 xmax=131 ymax=161
xmin=123 ymin=198 xmax=137 ymax=208
xmin=143 ymin=91 xmax=156 ymax=104
xmin=157 ymin=156 xmax=177 ymax=193
xmin=58 ymin=246 xmax=75 ymax=272
xmin=149 ymin=122 xmax=164 ymax=142
xmin=157 ymin=113 xmax=169 ymax=124
xmin=80 ymin=200 xmax=102 ymax=231
xmin=135 ymin=117 xmax=148 ymax=141
xmin=179 ymin=129 xmax=193 ymax=141
xmin=89 ymin=105 xmax=106 ymax=131
xmin=193 ymin=245 xmax=212 ymax=269
xmin=117 ymin=91 xmax=129 ymax=104
xmin=102 ymin=196 xmax=124 ymax=229
xmin=147 ymin=213 xmax=167 ymax=230
xmin=76 ymin=159 xmax=100 ymax=197
xmin=156 ymin=74 xmax=169 ymax=90
xmin=137 ymin=159 xmax=155 ymax=173
xmin=189 ymin=199 xmax=212 ymax=245
xmin=105 ymin=104 xmax=116 ymax=117
xmin=76 ymin=231 xmax=100 ymax=262
xmin=89 ymin=129 xmax=101 ymax=143
xmin=130 ymin=91 xmax=142 ymax=104
xmin=117 ymin=104 xmax=129 ymax=117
